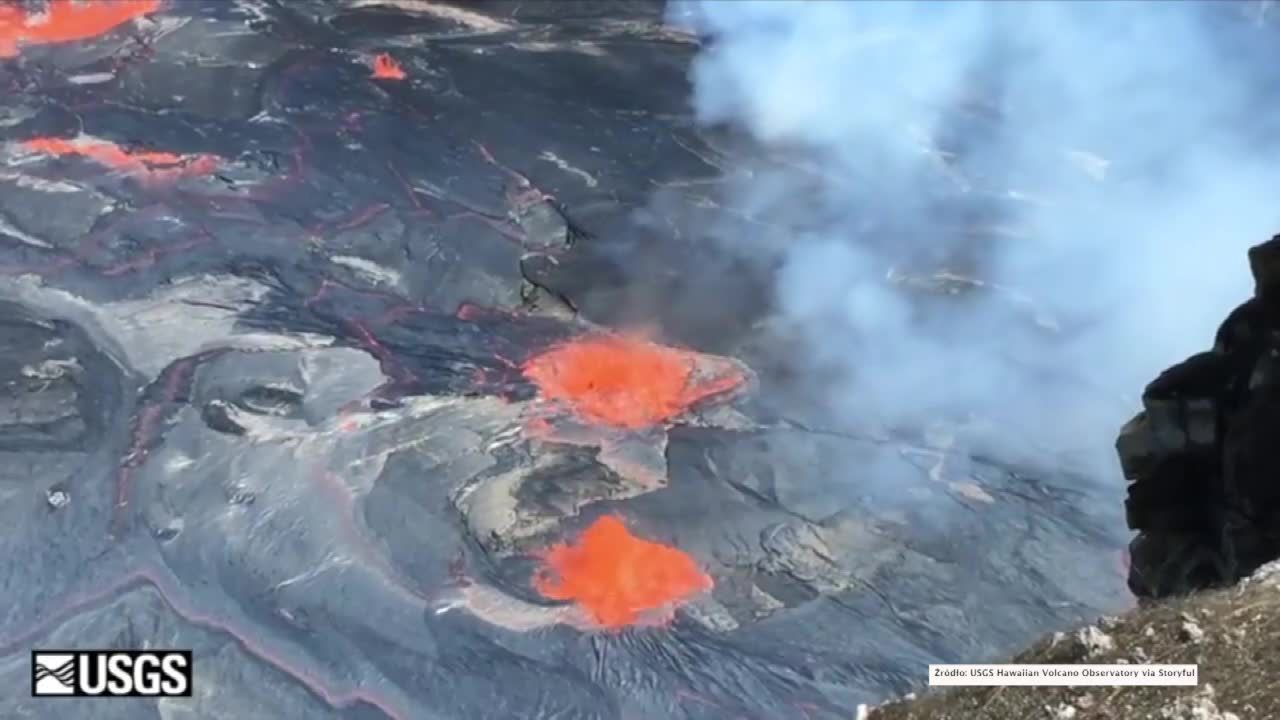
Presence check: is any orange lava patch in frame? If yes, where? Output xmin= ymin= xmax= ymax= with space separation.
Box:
xmin=0 ymin=0 xmax=160 ymax=58
xmin=522 ymin=334 xmax=745 ymax=430
xmin=21 ymin=136 xmax=218 ymax=183
xmin=371 ymin=53 xmax=406 ymax=80
xmin=534 ymin=515 xmax=712 ymax=629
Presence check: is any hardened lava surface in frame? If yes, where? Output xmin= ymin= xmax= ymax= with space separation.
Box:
xmin=0 ymin=2 xmax=1130 ymax=719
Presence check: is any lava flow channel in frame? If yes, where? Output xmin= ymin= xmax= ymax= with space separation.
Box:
xmin=534 ymin=515 xmax=713 ymax=629
xmin=20 ymin=136 xmax=219 ymax=183
xmin=0 ymin=0 xmax=160 ymax=58
xmin=521 ymin=334 xmax=748 ymax=430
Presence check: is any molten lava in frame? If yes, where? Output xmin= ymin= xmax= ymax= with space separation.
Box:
xmin=0 ymin=0 xmax=160 ymax=58
xmin=21 ymin=136 xmax=218 ymax=183
xmin=534 ymin=515 xmax=712 ymax=629
xmin=372 ymin=53 xmax=407 ymax=80
xmin=522 ymin=334 xmax=745 ymax=430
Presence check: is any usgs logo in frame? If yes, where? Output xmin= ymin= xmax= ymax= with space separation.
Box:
xmin=32 ymin=650 xmax=192 ymax=697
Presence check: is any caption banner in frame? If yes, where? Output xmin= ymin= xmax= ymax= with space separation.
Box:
xmin=929 ymin=664 xmax=1199 ymax=687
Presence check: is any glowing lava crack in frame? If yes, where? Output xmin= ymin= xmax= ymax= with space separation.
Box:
xmin=20 ymin=136 xmax=220 ymax=185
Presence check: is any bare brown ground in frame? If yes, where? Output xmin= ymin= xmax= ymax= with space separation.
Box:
xmin=869 ymin=563 xmax=1280 ymax=720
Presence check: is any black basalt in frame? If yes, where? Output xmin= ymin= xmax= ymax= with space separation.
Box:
xmin=1119 ymin=233 xmax=1280 ymax=598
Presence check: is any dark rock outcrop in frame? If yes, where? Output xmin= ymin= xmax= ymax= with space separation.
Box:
xmin=1119 ymin=233 xmax=1280 ymax=598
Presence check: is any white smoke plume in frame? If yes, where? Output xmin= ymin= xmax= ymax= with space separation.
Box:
xmin=668 ymin=0 xmax=1280 ymax=474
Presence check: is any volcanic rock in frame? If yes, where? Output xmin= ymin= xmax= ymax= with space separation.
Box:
xmin=1118 ymin=233 xmax=1280 ymax=598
